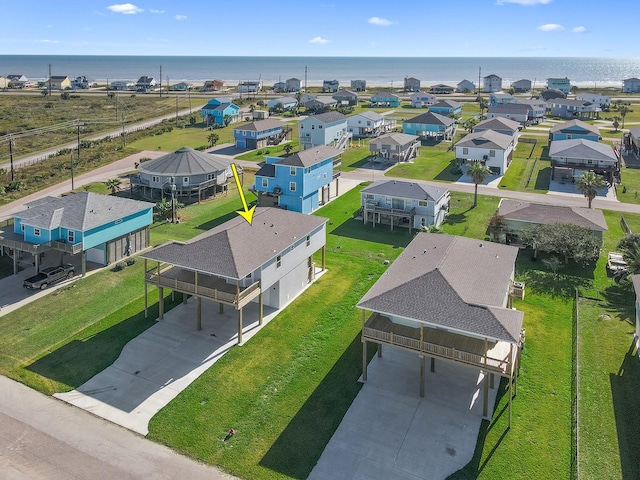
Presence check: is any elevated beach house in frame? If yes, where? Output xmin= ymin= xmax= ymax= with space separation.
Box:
xmin=546 ymin=77 xmax=571 ymax=94
xmin=201 ymin=98 xmax=240 ymax=126
xmin=253 ymin=145 xmax=341 ymax=214
xmin=549 ymin=119 xmax=600 ymax=142
xmin=370 ymin=92 xmax=400 ymax=108
xmin=496 ymin=198 xmax=608 ymax=245
xmin=548 ymin=138 xmax=619 ymax=182
xmin=368 ymin=133 xmax=420 ymax=164
xmin=548 ymin=99 xmax=600 ymax=120
xmin=332 ymin=89 xmax=359 ymax=106
xmin=402 ymin=111 xmax=456 ymax=141
xmin=46 ymin=76 xmax=72 ymax=90
xmin=238 ymin=81 xmax=261 ymax=93
xmin=456 ymin=79 xmax=475 ymax=93
xmin=286 ymin=78 xmax=301 ymax=92
xmin=322 ymin=79 xmax=339 ymax=93
xmin=489 ymin=92 xmax=517 ymax=107
xmin=136 ymin=76 xmax=157 ymax=92
xmin=0 ymin=192 xmax=154 ymax=275
xmin=233 ymin=119 xmax=289 ymax=149
xmin=483 ymin=74 xmax=502 ymax=93
xmin=131 ymin=147 xmax=233 ymax=201
xmin=486 ymin=103 xmax=533 ymax=125
xmin=410 ymin=91 xmax=437 ymax=108
xmin=303 ymin=96 xmax=338 ymax=113
xmin=298 ymin=111 xmax=350 ymax=150
xmin=428 ymin=100 xmax=463 ymax=117
xmin=267 ymin=96 xmax=298 ymax=112
xmin=429 ymin=84 xmax=455 ymax=94
xmin=360 ymin=180 xmax=450 ymax=231
xmin=623 ymin=78 xmax=640 ymax=93
xmin=141 ymin=208 xmax=328 ymax=344
xmin=357 ymin=233 xmax=524 ymax=425
xmin=511 ymin=79 xmax=532 ymax=92
xmin=576 ymin=93 xmax=611 ymax=108
xmin=351 ymin=79 xmax=367 ymax=91
xmin=404 ymin=77 xmax=421 ymax=92
xmin=455 ymin=130 xmax=516 ymax=175
xmin=347 ymin=111 xmax=393 ymax=138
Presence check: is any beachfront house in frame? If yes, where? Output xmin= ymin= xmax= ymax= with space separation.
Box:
xmin=273 ymin=81 xmax=287 ymax=93
xmin=7 ymin=74 xmax=29 ymax=89
xmin=548 ymin=99 xmax=601 ymax=119
xmin=429 ymin=84 xmax=455 ymax=94
xmin=511 ymin=79 xmax=532 ymax=92
xmin=549 ymin=119 xmax=601 ymax=142
xmin=429 ymin=100 xmax=463 ymax=117
xmin=455 ymin=130 xmax=516 ymax=175
xmin=202 ymin=80 xmax=225 ymax=92
xmin=576 ymin=93 xmax=611 ymax=108
xmin=402 ymin=112 xmax=456 ymax=141
xmin=483 ymin=74 xmax=502 ymax=93
xmin=404 ymin=77 xmax=421 ymax=92
xmin=496 ymin=198 xmax=608 ymax=246
xmin=370 ymin=92 xmax=400 ymax=107
xmin=332 ymin=89 xmax=359 ymax=106
xmin=110 ymin=80 xmax=135 ymax=91
xmin=200 ymin=98 xmax=240 ymax=126
xmin=71 ymin=76 xmax=96 ymax=89
xmin=253 ymin=145 xmax=341 ymax=213
xmin=286 ymin=78 xmax=301 ymax=92
xmin=547 ymin=78 xmax=571 ymax=94
xmin=357 ymin=233 xmax=524 ymax=424
xmin=486 ymin=103 xmax=532 ymax=125
xmin=238 ymin=81 xmax=261 ymax=93
xmin=298 ymin=111 xmax=350 ymax=150
xmin=369 ymin=133 xmax=420 ymax=164
xmin=540 ymin=89 xmax=566 ymax=101
xmin=136 ymin=76 xmax=157 ymax=92
xmin=473 ymin=117 xmax=521 ymax=140
xmin=322 ymin=80 xmax=339 ymax=93
xmin=623 ymin=78 xmax=640 ymax=93
xmin=549 ymin=138 xmax=619 ymax=182
xmin=46 ymin=76 xmax=72 ymax=90
xmin=0 ymin=76 xmax=8 ymax=89
xmin=131 ymin=147 xmax=233 ymax=202
xmin=410 ymin=91 xmax=437 ymax=108
xmin=347 ymin=111 xmax=393 ymax=138
xmin=267 ymin=96 xmax=298 ymax=112
xmin=1 ymin=192 xmax=154 ymax=275
xmin=172 ymin=82 xmax=194 ymax=91
xmin=456 ymin=79 xmax=475 ymax=93
xmin=233 ymin=119 xmax=289 ymax=149
xmin=351 ymin=79 xmax=367 ymax=92
xmin=304 ymin=96 xmax=338 ymax=113
xmin=489 ymin=92 xmax=517 ymax=107
xmin=360 ymin=180 xmax=450 ymax=231
xmin=141 ymin=208 xmax=328 ymax=343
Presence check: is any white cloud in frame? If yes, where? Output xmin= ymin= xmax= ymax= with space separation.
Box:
xmin=368 ymin=16 xmax=394 ymax=26
xmin=572 ymin=26 xmax=586 ymax=33
xmin=149 ymin=9 xmax=165 ymax=14
xmin=107 ymin=3 xmax=143 ymax=14
xmin=35 ymin=39 xmax=61 ymax=44
xmin=537 ymin=23 xmax=564 ymax=32
xmin=497 ymin=0 xmax=552 ymax=5
xmin=309 ymin=36 xmax=329 ymax=44
xmin=175 ymin=15 xmax=187 ymax=20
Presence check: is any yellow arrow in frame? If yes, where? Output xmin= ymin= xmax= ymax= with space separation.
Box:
xmin=231 ymin=163 xmax=255 ymax=225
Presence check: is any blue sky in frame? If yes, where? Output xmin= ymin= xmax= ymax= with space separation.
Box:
xmin=0 ymin=0 xmax=636 ymax=57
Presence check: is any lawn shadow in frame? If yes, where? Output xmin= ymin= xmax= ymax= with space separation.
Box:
xmin=195 ymin=211 xmax=238 ymax=231
xmin=347 ymin=156 xmax=376 ymax=170
xmin=610 ymin=339 xmax=640 ymax=480
xmin=435 ymin=159 xmax=462 ymax=182
xmin=534 ymin=166 xmax=551 ymax=191
xmin=330 ymin=217 xmax=414 ymax=248
xmin=540 ymin=146 xmax=550 ymax=160
xmin=259 ymin=334 xmax=369 ymax=479
xmin=445 ymin=378 xmax=510 ymax=479
xmin=600 ymin=283 xmax=636 ymax=324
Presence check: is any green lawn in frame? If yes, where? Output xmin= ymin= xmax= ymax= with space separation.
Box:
xmin=386 ymin=145 xmax=461 ymax=182
xmin=129 ymin=123 xmax=238 ymax=152
xmin=234 ymin=140 xmax=299 ymax=162
xmin=616 ymin=167 xmax=640 ymax=205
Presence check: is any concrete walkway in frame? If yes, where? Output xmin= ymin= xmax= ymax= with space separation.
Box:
xmin=309 ymin=348 xmax=498 ymax=480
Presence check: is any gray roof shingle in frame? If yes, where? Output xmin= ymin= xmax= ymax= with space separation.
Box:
xmin=548 ymin=138 xmax=617 ymax=161
xmin=138 ymin=147 xmax=232 ymax=176
xmin=498 ymin=199 xmax=608 ymax=231
xmin=405 ymin=111 xmax=455 ymax=127
xmin=233 ymin=119 xmax=283 ymax=132
xmin=274 ymin=145 xmax=341 ymax=168
xmin=549 ymin=119 xmax=600 ymax=135
xmin=455 ymin=130 xmax=514 ymax=150
xmin=361 ymin=180 xmax=448 ymax=202
xmin=369 ymin=132 xmax=419 ymax=147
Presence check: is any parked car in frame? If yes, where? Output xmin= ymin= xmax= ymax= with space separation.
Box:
xmin=606 ymin=252 xmax=628 ymax=275
xmin=23 ymin=264 xmax=75 ymax=290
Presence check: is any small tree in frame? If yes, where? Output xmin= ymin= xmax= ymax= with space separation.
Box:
xmin=103 ymin=178 xmax=122 ymax=195
xmin=611 ymin=116 xmax=621 ymax=132
xmin=617 ymin=233 xmax=640 ymax=277
xmin=467 ymin=162 xmax=492 ymax=208
xmin=223 ymin=115 xmax=232 ymax=126
xmin=284 ymin=144 xmax=293 ymax=155
xmin=488 ymin=213 xmax=507 ymax=242
xmin=575 ymin=171 xmax=605 ymax=208
xmin=520 ymin=223 xmax=600 ymax=264
xmin=619 ymin=105 xmax=631 ymax=129
xmin=207 ymin=132 xmax=219 ymax=148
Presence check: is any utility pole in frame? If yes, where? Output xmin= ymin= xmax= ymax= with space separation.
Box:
xmin=122 ymin=114 xmax=126 ymax=148
xmin=115 ymin=94 xmax=118 ymax=120
xmin=478 ymin=66 xmax=481 ymax=95
xmin=188 ymin=87 xmax=192 ymax=115
xmin=76 ymin=121 xmax=83 ymax=165
xmin=304 ymin=65 xmax=308 ymax=93
xmin=70 ymin=150 xmax=75 ymax=190
xmin=175 ymin=95 xmax=179 ymax=127
xmin=48 ymin=63 xmax=52 ymax=97
xmin=9 ymin=135 xmax=15 ymax=182
xmin=159 ymin=65 xmax=162 ymax=98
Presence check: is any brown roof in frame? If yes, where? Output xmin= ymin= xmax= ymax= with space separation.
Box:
xmin=498 ymin=199 xmax=608 ymax=232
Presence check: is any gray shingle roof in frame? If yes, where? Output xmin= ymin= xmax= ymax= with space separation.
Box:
xmin=309 ymin=111 xmax=347 ymax=124
xmin=19 ymin=192 xmax=154 ymax=231
xmin=357 ymin=233 xmax=522 ymax=343
xmin=275 ymin=145 xmax=341 ymax=167
xmin=141 ymin=208 xmax=328 ymax=279
xmin=474 ymin=117 xmax=520 ymax=132
xmin=430 ymin=100 xmax=462 ymax=109
xmin=498 ymin=199 xmax=608 ymax=232
xmin=455 ymin=130 xmax=514 ymax=150
xmin=361 ymin=180 xmax=448 ymax=202
xmin=405 ymin=111 xmax=455 ymax=127
xmin=629 ymin=127 xmax=640 ymax=138
xmin=138 ymin=147 xmax=232 ymax=176
xmin=369 ymin=132 xmax=419 ymax=147
xmin=233 ymin=119 xmax=283 ymax=132
xmin=548 ymin=139 xmax=617 ymax=161
xmin=549 ymin=119 xmax=600 ymax=135
xmin=255 ymin=163 xmax=275 ymax=178
xmin=487 ymin=103 xmax=532 ymax=115
xmin=354 ymin=111 xmax=384 ymax=121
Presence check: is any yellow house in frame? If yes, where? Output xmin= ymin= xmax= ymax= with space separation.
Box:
xmin=46 ymin=76 xmax=72 ymax=90
xmin=0 ymin=76 xmax=8 ymax=89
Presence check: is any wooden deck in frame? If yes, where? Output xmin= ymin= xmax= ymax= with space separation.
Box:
xmin=145 ymin=265 xmax=261 ymax=308
xmin=363 ymin=313 xmax=517 ymax=376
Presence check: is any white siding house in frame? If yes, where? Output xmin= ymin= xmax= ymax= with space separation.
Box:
xmin=455 ymin=130 xmax=515 ymax=175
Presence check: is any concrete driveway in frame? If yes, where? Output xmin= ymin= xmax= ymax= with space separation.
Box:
xmin=308 ymin=348 xmax=498 ymax=480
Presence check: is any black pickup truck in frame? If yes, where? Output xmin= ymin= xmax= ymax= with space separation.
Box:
xmin=23 ymin=264 xmax=75 ymax=290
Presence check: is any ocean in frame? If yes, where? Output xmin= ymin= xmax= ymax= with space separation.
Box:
xmin=1 ymin=55 xmax=639 ymax=88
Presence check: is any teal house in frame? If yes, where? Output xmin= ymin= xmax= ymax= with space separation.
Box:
xmin=403 ymin=111 xmax=456 ymax=140
xmin=201 ymin=98 xmax=240 ymax=125
xmin=548 ymin=119 xmax=600 ymax=142
xmin=428 ymin=100 xmax=463 ymax=116
xmin=370 ymin=92 xmax=400 ymax=108
xmin=2 ymin=192 xmax=154 ymax=275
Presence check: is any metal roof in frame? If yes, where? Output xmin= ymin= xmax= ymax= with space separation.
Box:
xmin=361 ymin=180 xmax=449 ymax=202
xmin=138 ymin=147 xmax=232 ymax=176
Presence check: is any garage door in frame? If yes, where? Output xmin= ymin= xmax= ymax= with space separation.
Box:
xmin=86 ymin=247 xmax=105 ymax=265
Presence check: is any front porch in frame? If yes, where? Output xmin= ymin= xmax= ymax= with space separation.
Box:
xmin=362 ymin=204 xmax=417 ymax=233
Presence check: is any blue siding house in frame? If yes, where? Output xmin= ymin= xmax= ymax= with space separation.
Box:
xmin=201 ymin=98 xmax=240 ymax=126
xmin=4 ymin=192 xmax=154 ymax=275
xmin=403 ymin=111 xmax=456 ymax=140
xmin=428 ymin=100 xmax=463 ymax=116
xmin=254 ymin=145 xmax=342 ymax=214
xmin=233 ymin=119 xmax=288 ymax=149
xmin=549 ymin=119 xmax=601 ymax=142
xmin=370 ymin=92 xmax=400 ymax=107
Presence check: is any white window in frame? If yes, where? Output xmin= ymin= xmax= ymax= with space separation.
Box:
xmin=276 ymin=255 xmax=282 ymax=268
xmin=306 ymin=235 xmax=311 ymax=247
xmin=489 ymin=150 xmax=496 ymax=157
xmin=21 ymin=224 xmax=24 ymax=231
xmin=68 ymin=231 xmax=75 ymax=243
xmin=462 ymin=147 xmax=468 ymax=155
xmin=290 ymin=182 xmax=296 ymax=192
xmin=290 ymin=167 xmax=296 ymax=175
xmin=34 ymin=228 xmax=40 ymax=237
xmin=152 ymin=176 xmax=159 ymax=183
xmin=262 ymin=178 xmax=268 ymax=188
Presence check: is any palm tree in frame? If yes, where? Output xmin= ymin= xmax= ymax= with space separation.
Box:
xmin=207 ymin=132 xmax=219 ymax=148
xmin=103 ymin=178 xmax=122 ymax=195
xmin=611 ymin=116 xmax=621 ymax=132
xmin=619 ymin=105 xmax=631 ymax=129
xmin=575 ymin=171 xmax=605 ymax=208
xmin=467 ymin=162 xmax=492 ymax=208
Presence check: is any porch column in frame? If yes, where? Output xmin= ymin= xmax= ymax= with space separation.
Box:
xmin=259 ymin=291 xmax=263 ymax=325
xmin=509 ymin=343 xmax=515 ymax=428
xmin=183 ymin=292 xmax=188 ymax=304
xmin=419 ymin=355 xmax=425 ymax=398
xmin=34 ymin=253 xmax=40 ymax=274
xmin=82 ymin=250 xmax=87 ymax=276
xmin=431 ymin=357 xmax=435 ymax=373
xmin=377 ymin=343 xmax=382 ymax=358
xmin=237 ymin=307 xmax=243 ymax=344
xmin=219 ymin=303 xmax=224 ymax=314
xmin=490 ymin=373 xmax=495 ymax=389
xmin=158 ymin=287 xmax=164 ymax=320
xmin=13 ymin=248 xmax=18 ymax=274
xmin=482 ymin=371 xmax=489 ymax=418
xmin=362 ymin=310 xmax=368 ymax=381
xmin=144 ymin=259 xmax=148 ymax=317
xmin=335 ymin=177 xmax=339 ymax=197
xmin=321 ymin=245 xmax=326 ymax=271
xmin=196 ymin=297 xmax=202 ymax=331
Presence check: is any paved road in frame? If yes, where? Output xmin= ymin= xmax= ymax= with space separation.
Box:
xmin=0 ymin=375 xmax=235 ymax=480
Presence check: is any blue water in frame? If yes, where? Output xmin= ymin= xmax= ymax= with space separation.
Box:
xmin=1 ymin=55 xmax=639 ymax=88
